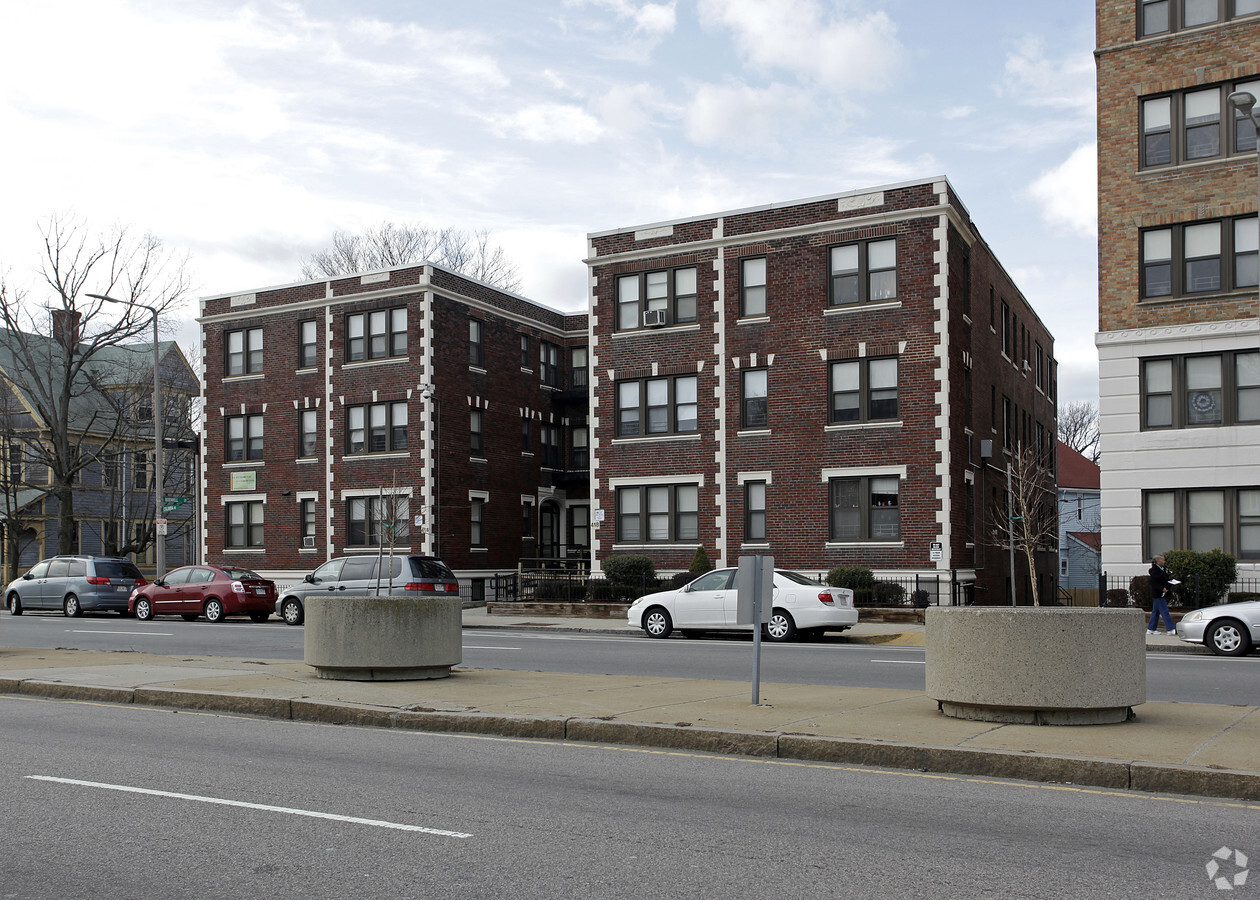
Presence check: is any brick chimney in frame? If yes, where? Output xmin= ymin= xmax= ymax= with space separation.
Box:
xmin=51 ymin=309 xmax=83 ymax=347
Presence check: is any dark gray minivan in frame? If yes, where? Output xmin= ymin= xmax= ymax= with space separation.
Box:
xmin=276 ymin=554 xmax=459 ymax=625
xmin=5 ymin=556 xmax=148 ymax=616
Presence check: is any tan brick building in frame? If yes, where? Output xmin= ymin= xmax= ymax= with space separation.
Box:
xmin=1095 ymin=0 xmax=1260 ymax=579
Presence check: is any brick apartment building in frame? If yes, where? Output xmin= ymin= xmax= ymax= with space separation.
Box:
xmin=198 ymin=265 xmax=589 ymax=595
xmin=1095 ymin=0 xmax=1260 ymax=579
xmin=585 ymin=178 xmax=1059 ymax=605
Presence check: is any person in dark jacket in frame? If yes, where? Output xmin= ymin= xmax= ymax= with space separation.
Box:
xmin=1147 ymin=555 xmax=1175 ymax=635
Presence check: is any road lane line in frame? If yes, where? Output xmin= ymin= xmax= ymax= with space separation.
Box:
xmin=870 ymin=659 xmax=925 ymax=665
xmin=25 ymin=776 xmax=471 ymax=838
xmin=463 ymin=646 xmax=523 ymax=650
xmin=68 ymin=630 xmax=173 ymax=636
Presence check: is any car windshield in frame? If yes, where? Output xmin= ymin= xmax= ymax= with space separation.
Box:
xmin=221 ymin=567 xmax=262 ymax=580
xmin=95 ymin=560 xmax=144 ymax=579
xmin=776 ymin=570 xmax=824 ymax=587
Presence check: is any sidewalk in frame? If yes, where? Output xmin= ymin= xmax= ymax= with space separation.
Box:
xmin=1 ymin=609 xmax=1253 ymax=802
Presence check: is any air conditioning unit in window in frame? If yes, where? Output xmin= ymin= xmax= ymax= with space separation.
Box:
xmin=643 ymin=310 xmax=667 ymax=327
xmin=302 ymin=536 xmax=315 ymax=548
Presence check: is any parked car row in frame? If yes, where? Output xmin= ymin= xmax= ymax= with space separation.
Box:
xmin=4 ymin=554 xmax=459 ymax=625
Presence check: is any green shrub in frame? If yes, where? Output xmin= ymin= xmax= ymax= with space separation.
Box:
xmin=910 ymin=589 xmax=931 ymax=608
xmin=688 ymin=546 xmax=713 ymax=574
xmin=1128 ymin=575 xmax=1151 ymax=607
xmin=1105 ymin=589 xmax=1130 ymax=608
xmin=601 ymin=555 xmax=656 ymax=587
xmin=532 ymin=578 xmax=585 ymax=601
xmin=874 ymin=581 xmax=907 ymax=606
xmin=1165 ymin=549 xmax=1237 ymax=608
xmin=671 ymin=571 xmax=696 ymax=589
xmin=826 ymin=566 xmax=875 ymax=590
xmin=586 ymin=580 xmax=640 ymax=602
xmin=1226 ymin=591 xmax=1260 ymax=603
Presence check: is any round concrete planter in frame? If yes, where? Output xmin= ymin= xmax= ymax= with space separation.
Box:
xmin=304 ymin=594 xmax=462 ymax=681
xmin=925 ymin=607 xmax=1146 ymax=725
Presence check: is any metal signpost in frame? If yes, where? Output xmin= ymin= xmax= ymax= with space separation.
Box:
xmin=736 ymin=555 xmax=774 ymax=705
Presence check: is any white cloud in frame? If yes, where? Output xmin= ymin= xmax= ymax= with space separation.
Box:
xmin=1028 ymin=143 xmax=1097 ymax=238
xmin=566 ymin=0 xmax=677 ymax=37
xmin=999 ymin=37 xmax=1094 ymax=115
xmin=685 ymin=82 xmax=812 ymax=148
xmin=942 ymin=105 xmax=975 ymax=120
xmin=697 ymin=0 xmax=901 ymax=91
xmin=496 ymin=104 xmax=604 ymax=143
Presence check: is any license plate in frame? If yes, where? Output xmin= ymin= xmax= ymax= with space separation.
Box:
xmin=118 ymin=585 xmax=130 ymax=592
xmin=254 ymin=588 xmax=266 ymax=595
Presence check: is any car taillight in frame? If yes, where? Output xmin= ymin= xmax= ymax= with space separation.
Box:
xmin=818 ymin=591 xmax=834 ymax=604
xmin=405 ymin=582 xmax=436 ymax=591
xmin=444 ymin=583 xmax=458 ymax=592
xmin=231 ymin=581 xmax=245 ymax=593
xmin=87 ymin=576 xmax=111 ymax=585
xmin=134 ymin=577 xmax=148 ymax=586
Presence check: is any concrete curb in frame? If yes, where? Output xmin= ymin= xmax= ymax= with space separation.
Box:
xmin=3 ymin=675 xmax=1255 ymax=800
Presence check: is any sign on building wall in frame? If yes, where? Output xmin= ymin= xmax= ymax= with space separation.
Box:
xmin=230 ymin=471 xmax=257 ymax=491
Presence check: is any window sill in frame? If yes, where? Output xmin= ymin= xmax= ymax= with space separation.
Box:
xmin=341 ymin=357 xmax=409 ymax=371
xmin=295 ymin=457 xmax=320 ymax=464
xmin=737 ymin=315 xmax=770 ymax=325
xmin=222 ymin=547 xmax=266 ymax=553
xmin=223 ymin=460 xmax=265 ymax=468
xmin=824 ymin=541 xmax=905 ymax=549
xmin=612 ymin=433 xmax=702 ymax=445
xmin=741 ymin=542 xmax=771 ymax=550
xmin=299 ymin=547 xmax=319 ymax=553
xmin=295 ymin=367 xmax=318 ymax=375
xmin=612 ymin=323 xmax=701 ymax=338
xmin=824 ymin=300 xmax=901 ymax=317
xmin=341 ymin=451 xmax=410 ymax=461
xmin=471 ymin=455 xmax=488 ymax=464
xmin=826 ymin=420 xmax=901 ymax=433
xmin=469 ymin=365 xmax=487 ymax=375
xmin=223 ymin=373 xmax=264 ymax=383
xmin=470 ymin=547 xmax=488 ymax=553
xmin=612 ymin=543 xmax=701 ymax=551
xmin=1136 ymin=151 xmax=1257 ymax=179
xmin=737 ymin=428 xmax=771 ymax=437
xmin=1137 ymin=288 xmax=1256 ymax=307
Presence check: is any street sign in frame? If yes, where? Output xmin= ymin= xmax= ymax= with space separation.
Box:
xmin=929 ymin=541 xmax=943 ymax=562
xmin=156 ymin=518 xmax=168 ymax=536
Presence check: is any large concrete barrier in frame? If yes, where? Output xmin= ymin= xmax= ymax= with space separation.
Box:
xmin=925 ymin=607 xmax=1146 ymax=724
xmin=304 ymin=594 xmax=462 ymax=681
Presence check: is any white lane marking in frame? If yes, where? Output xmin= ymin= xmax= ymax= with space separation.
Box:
xmin=68 ymin=630 xmax=173 ymax=636
xmin=463 ymin=646 xmax=522 ymax=651
xmin=26 ymin=776 xmax=471 ymax=838
xmin=870 ymin=659 xmax=925 ymax=665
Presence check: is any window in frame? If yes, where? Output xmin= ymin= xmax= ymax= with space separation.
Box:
xmin=1140 ymin=0 xmax=1258 ymax=35
xmin=470 ymin=408 xmax=484 ymax=456
xmin=469 ymin=319 xmax=483 ymax=367
xmin=346 ymin=401 xmax=408 ymax=454
xmin=571 ymin=425 xmax=589 ymax=469
xmin=347 ymin=494 xmax=408 ymax=546
xmin=226 ymin=500 xmax=264 ymax=548
xmin=520 ymin=335 xmax=530 ymax=368
xmin=1002 ymin=396 xmax=1013 ymax=449
xmin=522 ymin=498 xmax=534 ymax=537
xmin=1141 ymin=217 xmax=1257 ymax=299
xmin=540 ymin=341 xmax=560 ymax=387
xmin=741 ymin=257 xmax=767 ymax=317
xmin=1145 ymin=488 xmax=1260 ymax=559
xmin=133 ymin=450 xmax=149 ymax=490
xmin=540 ymin=423 xmax=562 ymax=468
xmin=226 ymin=328 xmax=263 ymax=376
xmin=741 ymin=369 xmax=768 ymax=429
xmin=1000 ymin=301 xmax=1011 ymax=356
xmin=830 ymin=238 xmax=897 ymax=306
xmin=616 ymin=375 xmax=698 ymax=437
xmin=299 ymin=320 xmax=317 ymax=368
xmin=5 ymin=441 xmax=21 ymax=486
xmin=227 ymin=414 xmax=264 ymax=461
xmin=1035 ymin=344 xmax=1045 ymax=390
xmin=615 ymin=267 xmax=698 ymax=330
xmin=1142 ymin=350 xmax=1260 ymax=428
xmin=299 ymin=410 xmax=318 ymax=458
xmin=521 ymin=417 xmax=531 ymax=453
xmin=745 ymin=480 xmax=766 ymax=542
xmin=616 ymin=484 xmax=699 ymax=543
xmin=829 ymin=357 xmax=898 ymax=423
xmin=570 ymin=506 xmax=590 ymax=549
xmin=1060 ymin=556 xmax=1070 ymax=578
xmin=471 ymin=497 xmax=485 ymax=546
xmin=99 ymin=453 xmax=118 ymax=489
xmin=300 ymin=498 xmax=316 ymax=543
xmin=1141 ymin=81 xmax=1260 ymax=167
xmin=830 ymin=476 xmax=901 ymax=542
xmin=570 ymin=347 xmax=588 ymax=389
xmin=348 ymin=307 xmax=406 ymax=362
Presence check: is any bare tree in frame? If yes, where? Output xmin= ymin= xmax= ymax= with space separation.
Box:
xmin=1057 ymin=400 xmax=1100 ymax=463
xmin=0 ymin=215 xmax=190 ymax=556
xmin=990 ymin=444 xmax=1059 ymax=607
xmin=300 ymin=222 xmax=523 ymax=293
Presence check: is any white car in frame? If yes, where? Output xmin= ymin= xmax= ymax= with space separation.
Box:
xmin=627 ymin=568 xmax=857 ymax=641
xmin=1175 ymin=598 xmax=1260 ymax=656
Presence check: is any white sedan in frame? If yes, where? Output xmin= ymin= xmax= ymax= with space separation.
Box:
xmin=627 ymin=568 xmax=857 ymax=641
xmin=1176 ymin=598 xmax=1260 ymax=656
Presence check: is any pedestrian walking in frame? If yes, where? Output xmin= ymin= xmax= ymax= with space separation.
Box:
xmin=1147 ymin=555 xmax=1176 ymax=635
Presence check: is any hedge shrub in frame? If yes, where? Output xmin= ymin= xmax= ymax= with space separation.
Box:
xmin=1165 ymin=549 xmax=1237 ymax=608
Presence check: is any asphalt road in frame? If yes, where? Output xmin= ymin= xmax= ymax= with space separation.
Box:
xmin=5 ymin=611 xmax=1260 ymax=705
xmin=3 ymin=696 xmax=1254 ymax=899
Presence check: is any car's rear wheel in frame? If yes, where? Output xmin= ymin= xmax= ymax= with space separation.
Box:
xmin=248 ymin=612 xmax=269 ymax=623
xmin=63 ymin=594 xmax=82 ymax=618
xmin=204 ymin=598 xmax=225 ymax=623
xmin=134 ymin=598 xmax=153 ymax=621
xmin=1206 ymin=620 xmax=1251 ymax=657
xmin=280 ymin=598 xmax=304 ymax=626
xmin=765 ymin=609 xmax=797 ymax=642
xmin=8 ymin=593 xmax=23 ymax=616
xmin=643 ymin=607 xmax=673 ymax=639
xmin=181 ymin=614 xmax=199 ymax=621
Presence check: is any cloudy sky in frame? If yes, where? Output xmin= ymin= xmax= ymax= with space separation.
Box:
xmin=0 ymin=0 xmax=1098 ymax=403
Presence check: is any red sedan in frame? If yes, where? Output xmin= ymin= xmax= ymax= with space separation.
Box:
xmin=129 ymin=565 xmax=276 ymax=623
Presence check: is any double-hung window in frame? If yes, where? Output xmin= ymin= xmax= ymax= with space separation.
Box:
xmin=570 ymin=425 xmax=589 ymax=469
xmin=1140 ymin=0 xmax=1259 ymax=36
xmin=226 ymin=328 xmax=263 ymax=376
xmin=1145 ymin=488 xmax=1260 ymax=559
xmin=829 ymin=238 xmax=897 ymax=306
xmin=346 ymin=401 xmax=407 ymax=454
xmin=616 ymin=375 xmax=698 ymax=437
xmin=829 ymin=476 xmax=900 ymax=542
xmin=469 ymin=319 xmax=484 ymax=367
xmin=741 ymin=370 xmax=768 ymax=429
xmin=540 ymin=423 xmax=562 ymax=468
xmin=1142 ymin=351 xmax=1260 ymax=428
xmin=298 ymin=320 xmax=317 ymax=368
xmin=616 ymin=484 xmax=699 ymax=543
xmin=745 ymin=480 xmax=767 ymax=542
xmin=520 ymin=335 xmax=530 ymax=368
xmin=570 ymin=347 xmax=589 ymax=389
xmin=300 ymin=498 xmax=316 ymax=544
xmin=1141 ymin=217 xmax=1258 ymax=298
xmin=540 ymin=341 xmax=560 ymax=387
xmin=1141 ymin=81 xmax=1260 ymax=167
xmin=348 ymin=494 xmax=408 ymax=546
xmin=615 ymin=267 xmax=698 ymax=330
xmin=133 ymin=451 xmax=149 ymax=490
xmin=741 ymin=257 xmax=767 ymax=317
xmin=829 ymin=357 xmax=898 ymax=423
xmin=470 ymin=496 xmax=485 ymax=546
xmin=226 ymin=500 xmax=264 ymax=548
xmin=346 ymin=308 xmax=406 ymax=362
xmin=227 ymin=415 xmax=264 ymax=461
xmin=470 ymin=409 xmax=484 ymax=456
xmin=299 ymin=409 xmax=319 ymax=458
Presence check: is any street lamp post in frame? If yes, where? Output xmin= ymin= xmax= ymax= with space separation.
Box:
xmin=1228 ymin=90 xmax=1260 ymax=319
xmin=89 ymin=294 xmax=165 ymax=579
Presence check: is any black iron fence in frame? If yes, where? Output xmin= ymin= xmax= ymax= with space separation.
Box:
xmin=1099 ymin=572 xmax=1260 ymax=609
